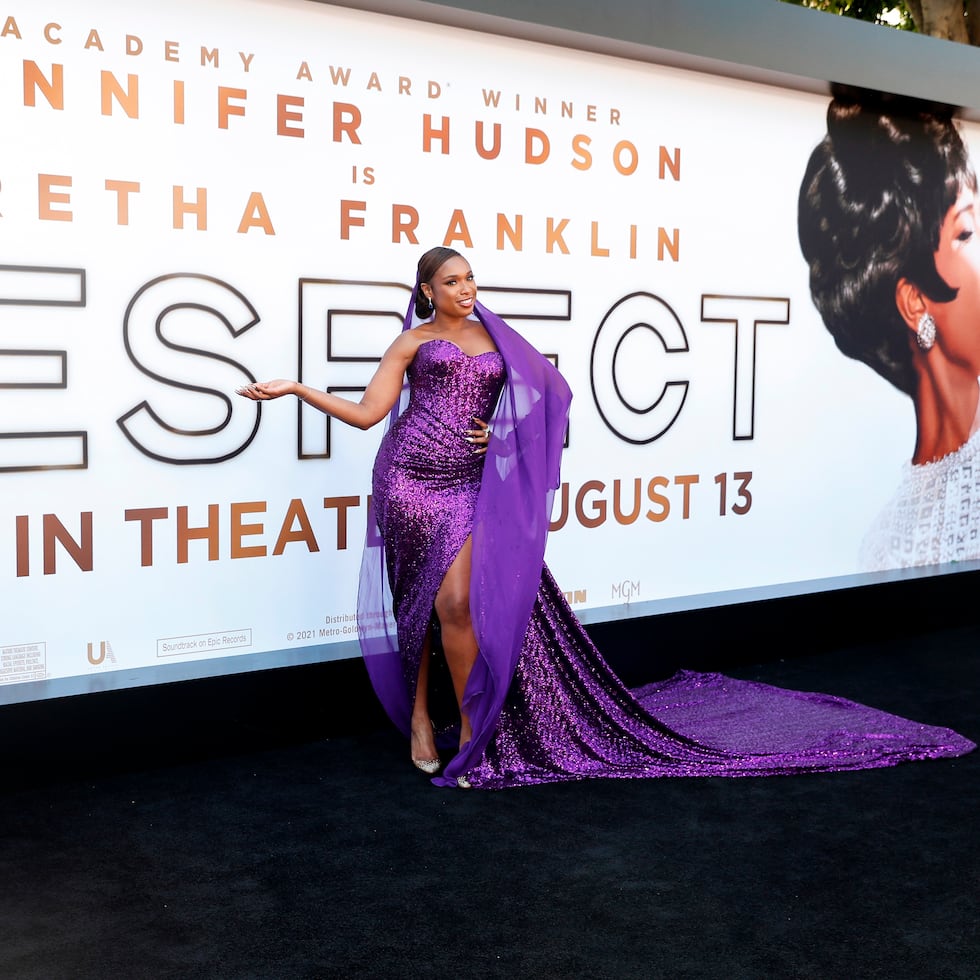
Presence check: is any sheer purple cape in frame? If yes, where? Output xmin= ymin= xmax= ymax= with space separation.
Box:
xmin=357 ymin=295 xmax=572 ymax=786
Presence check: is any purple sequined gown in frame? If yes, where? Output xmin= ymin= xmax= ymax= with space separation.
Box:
xmin=373 ymin=338 xmax=500 ymax=690
xmin=369 ymin=334 xmax=974 ymax=790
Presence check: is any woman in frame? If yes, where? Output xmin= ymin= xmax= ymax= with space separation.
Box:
xmin=799 ymin=88 xmax=980 ymax=569
xmin=239 ymin=246 xmax=973 ymax=788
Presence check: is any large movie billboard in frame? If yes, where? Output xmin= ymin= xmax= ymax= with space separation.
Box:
xmin=2 ymin=0 xmax=974 ymax=702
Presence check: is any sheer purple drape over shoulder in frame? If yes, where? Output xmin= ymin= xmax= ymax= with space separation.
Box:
xmin=357 ymin=294 xmax=571 ymax=785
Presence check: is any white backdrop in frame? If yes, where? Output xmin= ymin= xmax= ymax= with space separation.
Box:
xmin=0 ymin=0 xmax=963 ymax=701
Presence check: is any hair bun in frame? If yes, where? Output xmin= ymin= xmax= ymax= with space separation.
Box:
xmin=798 ymin=87 xmax=971 ymax=398
xmin=826 ymin=90 xmax=957 ymax=199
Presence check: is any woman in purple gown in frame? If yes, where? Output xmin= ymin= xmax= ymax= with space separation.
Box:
xmin=239 ymin=247 xmax=974 ymax=789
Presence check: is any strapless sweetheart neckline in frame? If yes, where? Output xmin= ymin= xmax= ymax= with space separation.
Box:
xmin=417 ymin=337 xmax=500 ymax=360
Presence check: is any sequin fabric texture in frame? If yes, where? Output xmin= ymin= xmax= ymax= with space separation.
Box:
xmin=372 ymin=338 xmax=505 ymax=690
xmin=468 ymin=565 xmax=973 ymax=788
xmin=370 ymin=336 xmax=975 ymax=789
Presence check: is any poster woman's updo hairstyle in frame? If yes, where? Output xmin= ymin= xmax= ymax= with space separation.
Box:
xmin=798 ymin=86 xmax=976 ymax=396
xmin=414 ymin=246 xmax=463 ymax=319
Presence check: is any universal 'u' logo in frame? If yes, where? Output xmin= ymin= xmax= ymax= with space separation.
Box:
xmin=87 ymin=640 xmax=111 ymax=665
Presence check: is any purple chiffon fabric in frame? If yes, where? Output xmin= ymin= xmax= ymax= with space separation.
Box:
xmin=358 ymin=297 xmax=975 ymax=789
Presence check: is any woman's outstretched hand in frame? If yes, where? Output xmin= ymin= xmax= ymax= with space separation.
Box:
xmin=236 ymin=380 xmax=296 ymax=401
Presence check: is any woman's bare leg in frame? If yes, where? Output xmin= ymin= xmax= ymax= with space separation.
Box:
xmin=434 ymin=537 xmax=478 ymax=749
xmin=410 ymin=629 xmax=439 ymax=764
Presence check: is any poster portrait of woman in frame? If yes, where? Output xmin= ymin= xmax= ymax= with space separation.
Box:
xmin=799 ymin=86 xmax=980 ymax=571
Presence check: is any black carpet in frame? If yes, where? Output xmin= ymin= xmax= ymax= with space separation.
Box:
xmin=1 ymin=618 xmax=977 ymax=979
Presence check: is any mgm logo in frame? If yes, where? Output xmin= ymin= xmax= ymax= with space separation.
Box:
xmin=611 ymin=580 xmax=640 ymax=601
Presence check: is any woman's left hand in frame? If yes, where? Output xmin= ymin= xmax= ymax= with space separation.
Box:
xmin=464 ymin=417 xmax=492 ymax=454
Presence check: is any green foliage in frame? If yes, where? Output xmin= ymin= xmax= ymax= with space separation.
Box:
xmin=780 ymin=0 xmax=915 ymax=30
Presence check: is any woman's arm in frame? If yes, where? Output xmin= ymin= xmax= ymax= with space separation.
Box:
xmin=236 ymin=332 xmax=417 ymax=430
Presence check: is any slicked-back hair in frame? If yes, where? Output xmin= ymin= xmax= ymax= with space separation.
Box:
xmin=414 ymin=247 xmax=463 ymax=319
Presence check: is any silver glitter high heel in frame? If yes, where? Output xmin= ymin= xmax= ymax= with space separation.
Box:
xmin=411 ymin=719 xmax=441 ymax=775
xmin=456 ymin=775 xmax=472 ymax=789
